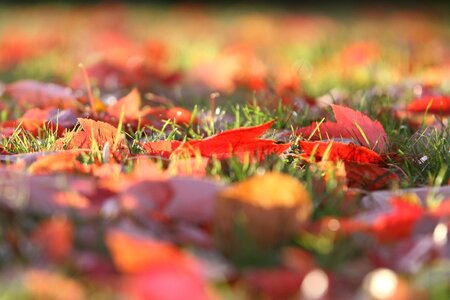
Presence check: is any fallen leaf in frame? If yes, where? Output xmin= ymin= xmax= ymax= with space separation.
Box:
xmin=297 ymin=105 xmax=388 ymax=152
xmin=6 ymin=80 xmax=78 ymax=109
xmin=55 ymin=118 xmax=129 ymax=158
xmin=344 ymin=161 xmax=399 ymax=191
xmin=142 ymin=120 xmax=291 ymax=162
xmin=371 ymin=197 xmax=424 ymax=243
xmin=244 ymin=268 xmax=304 ymax=300
xmin=299 ymin=141 xmax=383 ymax=164
xmin=106 ymin=88 xmax=141 ymax=120
xmin=105 ymin=229 xmax=194 ymax=274
xmin=164 ymin=177 xmax=222 ymax=224
xmin=121 ymin=262 xmax=213 ymax=300
xmin=215 ymin=172 xmax=312 ymax=255
xmin=28 ymin=151 xmax=89 ymax=174
xmin=31 ymin=217 xmax=74 ymax=262
xmin=142 ymin=140 xmax=182 ymax=159
xmin=118 ymin=180 xmax=172 ymax=213
xmin=22 ymin=269 xmax=86 ymax=300
xmin=406 ymin=95 xmax=450 ymax=115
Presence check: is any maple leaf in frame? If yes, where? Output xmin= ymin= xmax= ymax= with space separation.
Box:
xmin=299 ymin=141 xmax=383 ymax=164
xmin=297 ymin=105 xmax=388 ymax=152
xmin=406 ymin=95 xmax=450 ymax=115
xmin=5 ymin=80 xmax=78 ymax=109
xmin=142 ymin=120 xmax=291 ymax=161
xmin=300 ymin=141 xmax=397 ymax=190
xmin=55 ymin=118 xmax=129 ymax=157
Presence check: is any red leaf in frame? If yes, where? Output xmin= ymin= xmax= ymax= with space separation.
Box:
xmin=121 ymin=262 xmax=212 ymax=300
xmin=143 ymin=120 xmax=291 ymax=162
xmin=431 ymin=198 xmax=450 ymax=218
xmin=244 ymin=268 xmax=304 ymax=300
xmin=6 ymin=80 xmax=78 ymax=109
xmin=344 ymin=161 xmax=399 ymax=190
xmin=163 ymin=107 xmax=195 ymax=125
xmin=371 ymin=197 xmax=424 ymax=243
xmin=299 ymin=141 xmax=383 ymax=164
xmin=199 ymin=119 xmax=276 ymax=148
xmin=297 ymin=105 xmax=388 ymax=152
xmin=69 ymin=61 xmax=129 ymax=90
xmin=143 ymin=106 xmax=195 ymax=126
xmin=406 ymin=95 xmax=450 ymax=115
xmin=296 ymin=121 xmax=343 ymax=140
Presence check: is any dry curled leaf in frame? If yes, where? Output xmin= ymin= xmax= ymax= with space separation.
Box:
xmin=214 ymin=172 xmax=312 ymax=255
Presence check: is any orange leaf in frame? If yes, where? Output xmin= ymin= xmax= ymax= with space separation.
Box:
xmin=31 ymin=217 xmax=74 ymax=262
xmin=142 ymin=140 xmax=182 ymax=158
xmin=105 ymin=229 xmax=193 ymax=274
xmin=28 ymin=151 xmax=89 ymax=174
xmin=107 ymin=88 xmax=141 ymax=120
xmin=22 ymin=269 xmax=85 ymax=300
xmin=55 ymin=118 xmax=128 ymax=157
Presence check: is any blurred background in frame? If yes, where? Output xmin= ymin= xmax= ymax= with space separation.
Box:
xmin=0 ymin=1 xmax=448 ymax=105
